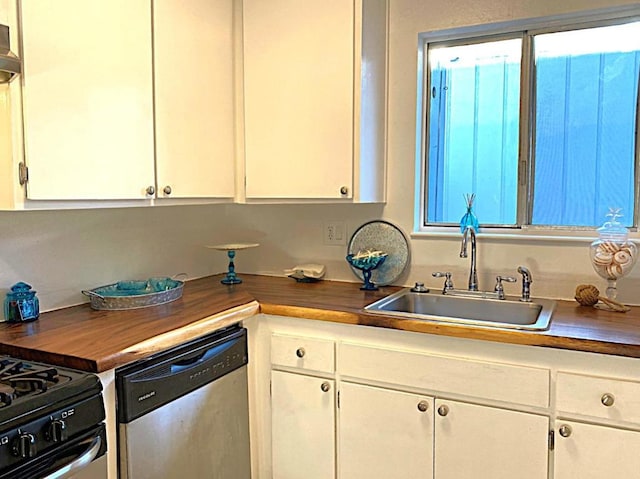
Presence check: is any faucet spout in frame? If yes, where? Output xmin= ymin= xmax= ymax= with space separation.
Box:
xmin=460 ymin=227 xmax=478 ymax=291
xmin=517 ymin=266 xmax=532 ymax=302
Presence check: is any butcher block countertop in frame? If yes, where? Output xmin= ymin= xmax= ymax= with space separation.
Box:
xmin=0 ymin=274 xmax=639 ymax=372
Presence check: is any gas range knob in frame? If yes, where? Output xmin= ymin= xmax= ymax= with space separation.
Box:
xmin=46 ymin=419 xmax=67 ymax=443
xmin=12 ymin=432 xmax=36 ymax=458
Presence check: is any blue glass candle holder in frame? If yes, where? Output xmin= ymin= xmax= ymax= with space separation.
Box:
xmin=222 ymin=249 xmax=242 ymax=285
xmin=346 ymin=253 xmax=388 ymax=291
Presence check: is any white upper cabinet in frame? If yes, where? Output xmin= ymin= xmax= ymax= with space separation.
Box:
xmin=20 ymin=0 xmax=155 ymax=200
xmin=242 ymin=0 xmax=387 ymax=201
xmin=153 ymin=0 xmax=235 ymax=200
xmin=16 ymin=0 xmax=236 ymax=204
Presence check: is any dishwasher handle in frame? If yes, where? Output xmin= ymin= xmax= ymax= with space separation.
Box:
xmin=169 ymin=340 xmax=233 ymax=374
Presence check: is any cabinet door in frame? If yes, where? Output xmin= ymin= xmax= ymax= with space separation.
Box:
xmin=555 ymin=420 xmax=640 ymax=478
xmin=434 ymin=399 xmax=548 ymax=479
xmin=271 ymin=370 xmax=335 ymax=479
xmin=243 ymin=0 xmax=354 ymax=199
xmin=153 ymin=0 xmax=235 ymax=199
xmin=338 ymin=382 xmax=433 ymax=479
xmin=20 ymin=0 xmax=154 ymax=200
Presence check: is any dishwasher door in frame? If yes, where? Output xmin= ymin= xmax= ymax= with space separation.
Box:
xmin=117 ymin=326 xmax=251 ymax=479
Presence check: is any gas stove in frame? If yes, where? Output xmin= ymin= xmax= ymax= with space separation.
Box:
xmin=0 ymin=356 xmax=106 ymax=479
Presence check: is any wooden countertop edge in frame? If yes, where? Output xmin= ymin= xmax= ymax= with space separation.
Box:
xmin=96 ymin=301 xmax=260 ymax=371
xmin=258 ymin=303 xmax=640 ymax=359
xmin=112 ymin=302 xmax=260 ymax=369
xmin=0 ymin=301 xmax=260 ymax=373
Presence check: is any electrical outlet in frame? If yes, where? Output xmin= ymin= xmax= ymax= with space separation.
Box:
xmin=323 ymin=221 xmax=346 ymax=246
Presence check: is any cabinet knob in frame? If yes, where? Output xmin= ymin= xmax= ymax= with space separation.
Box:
xmin=601 ymin=393 xmax=615 ymax=407
xmin=163 ymin=185 xmax=172 ymax=195
xmin=437 ymin=405 xmax=449 ymax=417
xmin=340 ymin=186 xmax=348 ymax=195
xmin=321 ymin=382 xmax=331 ymax=392
xmin=558 ymin=425 xmax=572 ymax=438
xmin=296 ymin=347 xmax=306 ymax=358
xmin=145 ymin=185 xmax=155 ymax=196
xmin=417 ymin=400 xmax=429 ymax=412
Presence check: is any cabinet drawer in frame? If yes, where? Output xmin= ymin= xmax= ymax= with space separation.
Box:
xmin=340 ymin=343 xmax=549 ymax=408
xmin=557 ymin=372 xmax=640 ymax=423
xmin=271 ymin=334 xmax=335 ymax=373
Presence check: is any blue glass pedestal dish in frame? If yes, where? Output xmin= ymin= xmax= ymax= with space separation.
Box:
xmin=346 ymin=253 xmax=388 ymax=291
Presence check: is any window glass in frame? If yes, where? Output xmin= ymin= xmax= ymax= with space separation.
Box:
xmin=426 ymin=39 xmax=521 ymax=226
xmin=533 ymin=22 xmax=640 ymax=227
xmin=422 ymin=19 xmax=640 ymax=230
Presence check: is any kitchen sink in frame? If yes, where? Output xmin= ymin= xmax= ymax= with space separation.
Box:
xmin=364 ymin=289 xmax=556 ymax=331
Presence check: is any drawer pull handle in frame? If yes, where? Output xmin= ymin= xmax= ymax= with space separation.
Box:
xmin=321 ymin=382 xmax=331 ymax=392
xmin=296 ymin=348 xmax=306 ymax=358
xmin=558 ymin=425 xmax=572 ymax=438
xmin=601 ymin=393 xmax=615 ymax=407
xmin=437 ymin=405 xmax=449 ymax=417
xmin=417 ymin=401 xmax=429 ymax=412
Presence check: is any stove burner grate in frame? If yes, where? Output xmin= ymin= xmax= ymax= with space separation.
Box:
xmin=0 ymin=359 xmax=71 ymax=405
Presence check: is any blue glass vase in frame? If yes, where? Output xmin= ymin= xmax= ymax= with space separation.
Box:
xmin=460 ymin=193 xmax=479 ymax=233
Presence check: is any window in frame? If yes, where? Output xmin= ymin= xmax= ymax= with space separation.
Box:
xmin=421 ymin=16 xmax=640 ymax=230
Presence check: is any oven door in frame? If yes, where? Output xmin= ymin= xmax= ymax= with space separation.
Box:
xmin=0 ymin=423 xmax=107 ymax=479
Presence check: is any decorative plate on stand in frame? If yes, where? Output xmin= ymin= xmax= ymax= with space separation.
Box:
xmin=205 ymin=243 xmax=259 ymax=284
xmin=347 ymin=220 xmax=410 ymax=286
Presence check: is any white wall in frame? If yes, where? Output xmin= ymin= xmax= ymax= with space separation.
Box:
xmin=1 ymin=0 xmax=639 ymax=312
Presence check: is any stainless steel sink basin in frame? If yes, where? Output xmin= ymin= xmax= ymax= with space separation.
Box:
xmin=364 ymin=289 xmax=556 ymax=331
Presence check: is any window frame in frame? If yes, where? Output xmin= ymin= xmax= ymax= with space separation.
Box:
xmin=415 ymin=7 xmax=640 ymax=237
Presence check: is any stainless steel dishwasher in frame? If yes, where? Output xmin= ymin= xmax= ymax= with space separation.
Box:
xmin=116 ymin=325 xmax=251 ymax=479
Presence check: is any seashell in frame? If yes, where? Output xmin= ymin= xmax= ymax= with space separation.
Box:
xmin=599 ymin=242 xmax=620 ymax=254
xmin=621 ymin=260 xmax=634 ymax=273
xmin=613 ymin=250 xmax=633 ymax=266
xmin=605 ymin=264 xmax=620 ymax=279
xmin=593 ymin=251 xmax=613 ymax=266
xmin=620 ymin=243 xmax=632 ymax=252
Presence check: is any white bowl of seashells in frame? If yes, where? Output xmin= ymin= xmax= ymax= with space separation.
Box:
xmin=589 ymin=209 xmax=637 ymax=300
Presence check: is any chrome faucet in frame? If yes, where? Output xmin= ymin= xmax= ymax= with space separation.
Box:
xmin=460 ymin=227 xmax=478 ymax=291
xmin=517 ymin=266 xmax=532 ymax=302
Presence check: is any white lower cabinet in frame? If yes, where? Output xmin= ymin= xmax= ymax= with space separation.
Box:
xmin=338 ymin=382 xmax=434 ymax=479
xmin=554 ymin=420 xmax=640 ymax=478
xmin=434 ymin=399 xmax=549 ymax=479
xmin=253 ymin=315 xmax=640 ymax=479
xmin=271 ymin=370 xmax=335 ymax=479
xmin=554 ymin=370 xmax=640 ymax=478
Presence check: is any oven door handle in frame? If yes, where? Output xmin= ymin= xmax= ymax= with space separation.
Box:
xmin=41 ymin=435 xmax=102 ymax=479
